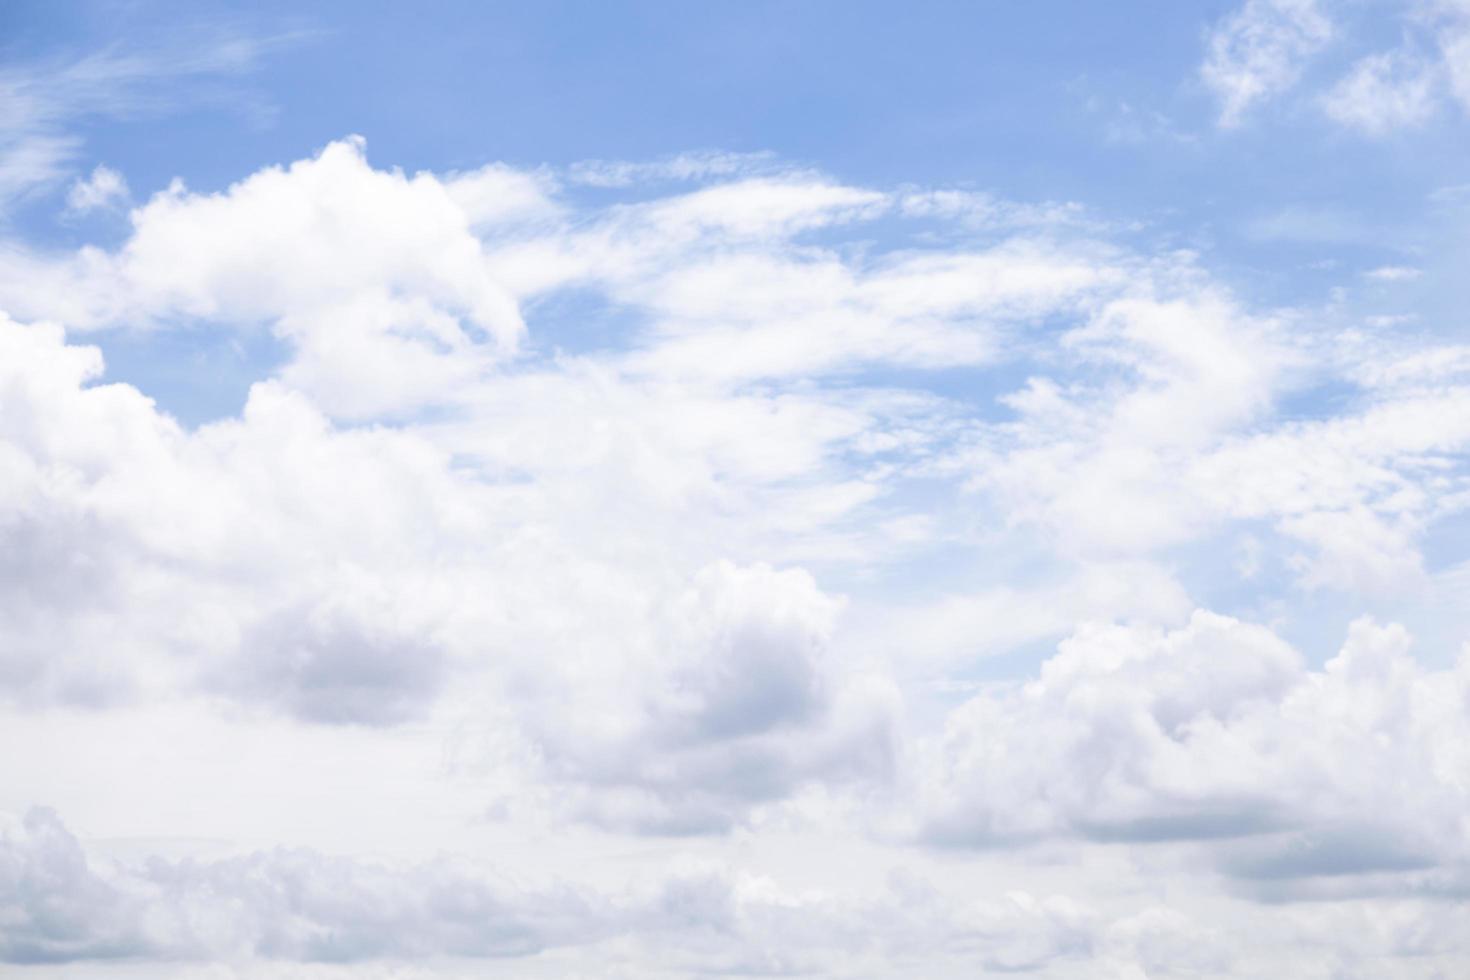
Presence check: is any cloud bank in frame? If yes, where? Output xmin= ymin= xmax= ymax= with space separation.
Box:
xmin=2 ymin=132 xmax=1469 ymax=977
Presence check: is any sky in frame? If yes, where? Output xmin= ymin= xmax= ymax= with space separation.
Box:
xmin=2 ymin=0 xmax=1470 ymax=976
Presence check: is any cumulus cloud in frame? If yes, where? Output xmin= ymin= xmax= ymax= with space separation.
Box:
xmin=5 ymin=139 xmax=1469 ymax=737
xmin=516 ymin=561 xmax=899 ymax=834
xmin=5 ymin=134 xmax=1470 ymax=977
xmin=0 ymin=139 xmax=528 ymax=418
xmin=917 ymin=612 xmax=1470 ymax=902
xmin=0 ymin=311 xmax=898 ymax=830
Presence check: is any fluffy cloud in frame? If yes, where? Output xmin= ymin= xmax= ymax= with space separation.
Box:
xmin=516 ymin=561 xmax=899 ymax=834
xmin=1 ymin=139 xmax=531 ymax=418
xmin=5 ymin=134 xmax=1470 ymax=978
xmin=0 ymin=309 xmax=897 ymax=831
xmin=918 ymin=612 xmax=1470 ymax=901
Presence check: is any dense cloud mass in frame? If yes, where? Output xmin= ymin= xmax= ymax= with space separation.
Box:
xmin=4 ymin=2 xmax=1470 ymax=974
xmin=920 ymin=615 xmax=1470 ymax=895
xmin=3 ymin=129 xmax=1470 ymax=975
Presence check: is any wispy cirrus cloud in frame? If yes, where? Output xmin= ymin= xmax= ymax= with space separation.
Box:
xmin=1200 ymin=0 xmax=1333 ymax=126
xmin=0 ymin=33 xmax=298 ymax=214
xmin=1201 ymin=0 xmax=1470 ymax=134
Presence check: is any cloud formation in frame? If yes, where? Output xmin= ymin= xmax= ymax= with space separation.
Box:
xmin=3 ymin=130 xmax=1470 ymax=977
xmin=1202 ymin=0 xmax=1470 ymax=133
xmin=920 ymin=615 xmax=1470 ymax=897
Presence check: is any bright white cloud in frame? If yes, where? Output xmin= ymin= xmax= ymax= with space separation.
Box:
xmin=917 ymin=614 xmax=1470 ymax=895
xmin=1 ymin=140 xmax=528 ymax=418
xmin=4 ymin=134 xmax=1470 ymax=978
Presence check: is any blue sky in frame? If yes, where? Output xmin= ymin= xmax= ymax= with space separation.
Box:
xmin=11 ymin=0 xmax=1467 ymax=245
xmin=4 ymin=2 xmax=1470 ymax=977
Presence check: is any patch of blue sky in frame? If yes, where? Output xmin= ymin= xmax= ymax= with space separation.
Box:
xmin=520 ymin=286 xmax=650 ymax=360
xmin=88 ymin=320 xmax=290 ymax=429
xmin=1421 ymin=508 xmax=1470 ymax=576
xmin=829 ymin=362 xmax=1041 ymax=418
xmin=1271 ymin=376 xmax=1365 ymax=424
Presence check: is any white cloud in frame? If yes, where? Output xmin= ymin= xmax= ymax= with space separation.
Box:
xmin=965 ymin=289 xmax=1297 ymax=557
xmin=1364 ymin=264 xmax=1424 ymax=282
xmin=1 ymin=139 xmax=528 ymax=419
xmin=5 ymin=137 xmax=1470 ymax=977
xmin=1437 ymin=17 xmax=1470 ymax=110
xmin=1201 ymin=0 xmax=1470 ymax=134
xmin=1192 ymin=384 xmax=1470 ymax=590
xmin=505 ymin=560 xmax=900 ymax=834
xmin=64 ymin=165 xmax=129 ymax=215
xmin=0 ymin=805 xmax=1267 ymax=975
xmin=917 ymin=613 xmax=1470 ymax=901
xmin=0 ymin=804 xmax=606 ymax=963
xmin=0 ymin=310 xmax=902 ymax=832
xmin=443 ymin=163 xmax=561 ymax=227
xmin=851 ymin=562 xmax=1195 ymax=679
xmin=566 ymin=151 xmax=778 ymax=188
xmin=1201 ymin=0 xmax=1334 ymax=126
xmin=1323 ymin=51 xmax=1440 ymax=134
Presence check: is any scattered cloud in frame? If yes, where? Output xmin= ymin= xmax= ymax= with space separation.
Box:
xmin=4 ymin=57 xmax=1470 ymax=970
xmin=64 ymin=165 xmax=130 ymax=215
xmin=566 ymin=151 xmax=780 ymax=188
xmin=1322 ymin=50 xmax=1440 ymax=134
xmin=918 ymin=613 xmax=1470 ymax=901
xmin=1364 ymin=264 xmax=1424 ymax=282
xmin=1202 ymin=0 xmax=1470 ymax=135
xmin=1201 ymin=0 xmax=1333 ymax=126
